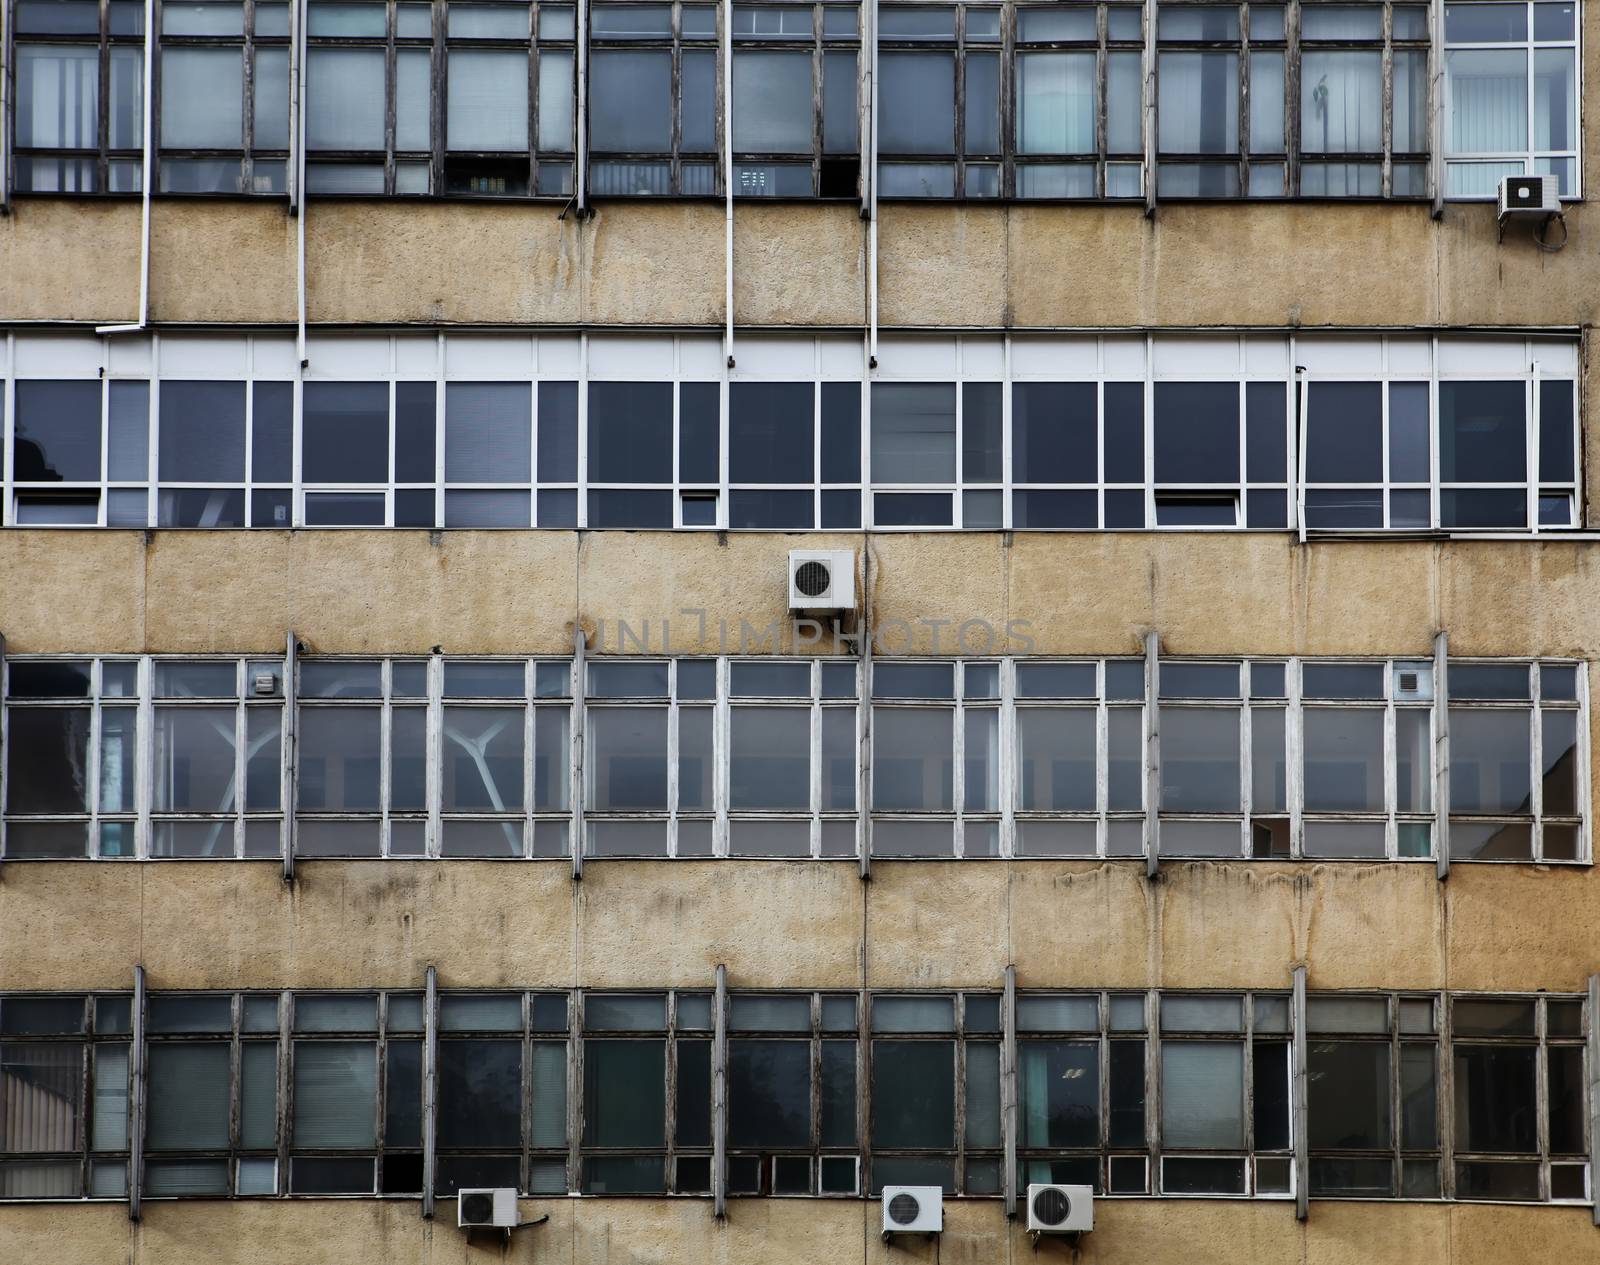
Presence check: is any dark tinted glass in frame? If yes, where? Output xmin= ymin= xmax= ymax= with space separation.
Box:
xmin=158 ymin=382 xmax=248 ymax=481
xmin=394 ymin=382 xmax=437 ymax=483
xmin=678 ymin=381 xmax=721 ymax=484
xmin=1307 ymin=1042 xmax=1390 ymax=1149
xmin=1440 ymin=488 xmax=1526 ymax=528
xmin=588 ymin=382 xmax=673 ymax=482
xmin=444 ymin=384 xmax=531 ymax=483
xmin=820 ymin=1040 xmax=857 ymax=1147
xmin=1539 ymin=379 xmax=1575 ymax=482
xmin=1245 ymin=381 xmax=1287 ymax=482
xmin=13 ymin=380 xmax=101 ymax=482
xmin=1454 ymin=1045 xmax=1536 ymax=1152
xmin=820 ymin=382 xmax=861 ymax=483
xmin=1153 ymin=382 xmax=1238 ymax=483
xmin=962 ymin=382 xmax=1003 ymax=482
xmin=5 ymin=709 xmax=91 ymax=813
xmin=1014 ymin=489 xmax=1096 ymax=528
xmin=1103 ymin=382 xmax=1143 ymax=482
xmin=0 ymin=995 xmax=86 ymax=1035
xmin=1548 ymin=1045 xmax=1584 ymax=1155
xmin=729 ymin=489 xmax=812 ymax=528
xmin=253 ymin=382 xmax=295 ymax=483
xmin=871 ymin=1041 xmax=954 ymax=1148
xmin=1013 ymin=383 xmax=1096 ymax=483
xmin=437 ymin=1039 xmax=522 ymax=1148
xmin=1107 ymin=1040 xmax=1145 ymax=1148
xmin=1389 ymin=382 xmax=1430 ymax=483
xmin=6 ymin=660 xmax=92 ymax=698
xmin=729 ymin=1040 xmax=810 ymax=1147
xmin=385 ymin=1040 xmax=423 ymax=1148
xmin=675 ymin=1039 xmax=712 ymax=1147
xmin=536 ymin=381 xmax=579 ymax=482
xmin=1306 ymin=382 xmax=1381 ymax=482
xmin=583 ymin=1040 xmax=665 ymax=1146
xmin=871 ymin=383 xmax=956 ymax=483
xmin=730 ymin=382 xmax=813 ymax=483
xmin=302 ymin=383 xmax=389 ymax=483
xmin=1018 ymin=1041 xmax=1098 ymax=1147
xmin=1439 ymin=381 xmax=1526 ymax=482
xmin=1253 ymin=1041 xmax=1291 ymax=1150
xmin=587 ymin=489 xmax=672 ymax=527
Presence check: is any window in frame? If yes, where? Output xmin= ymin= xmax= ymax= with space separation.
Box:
xmin=435 ymin=992 xmax=567 ymax=1195
xmin=581 ymin=991 xmax=711 ymax=1193
xmin=1451 ymin=995 xmax=1589 ymax=1201
xmin=1305 ymin=994 xmax=1440 ymax=1198
xmin=1447 ymin=660 xmax=1584 ymax=862
xmin=1161 ymin=657 xmax=1439 ymax=861
xmin=1444 ymin=0 xmax=1580 ymax=197
xmin=588 ymin=1 xmax=719 ymax=195
xmin=143 ymin=992 xmax=283 ymax=1196
xmin=1158 ymin=993 xmax=1292 ymax=1195
xmin=157 ymin=0 xmax=291 ymax=194
xmin=732 ymin=3 xmax=861 ymax=197
xmin=0 ymin=993 xmax=133 ymax=1198
xmin=306 ymin=0 xmax=576 ymax=196
xmin=1 ymin=656 xmax=284 ymax=861
xmin=3 ymin=332 xmax=1582 ymax=536
xmin=1018 ymin=992 xmax=1151 ymax=1193
xmin=726 ymin=992 xmax=860 ymax=1194
xmin=10 ymin=378 xmax=150 ymax=527
xmin=585 ymin=658 xmax=703 ymax=856
xmin=868 ymin=992 xmax=1001 ymax=1193
xmin=12 ymin=0 xmax=144 ymax=192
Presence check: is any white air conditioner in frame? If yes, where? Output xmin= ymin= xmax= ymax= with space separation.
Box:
xmin=1498 ymin=173 xmax=1561 ymax=218
xmin=788 ymin=549 xmax=857 ymax=611
xmin=1393 ymin=663 xmax=1434 ymax=701
xmin=881 ymin=1185 xmax=942 ymax=1236
xmin=458 ymin=1187 xmax=518 ymax=1230
xmin=1026 ymin=1183 xmax=1094 ymax=1234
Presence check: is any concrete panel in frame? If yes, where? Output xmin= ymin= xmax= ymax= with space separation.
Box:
xmin=878 ymin=205 xmax=1009 ymax=329
xmin=734 ymin=204 xmax=865 ymax=328
xmin=1298 ymin=544 xmax=1439 ymax=658
xmin=306 ymin=202 xmax=586 ymax=327
xmin=1006 ymin=535 xmax=1153 ymax=655
xmin=144 ymin=531 xmax=293 ymax=653
xmin=1435 ymin=205 xmax=1600 ymax=330
xmin=865 ymin=862 xmax=1010 ymax=988
xmin=0 ymin=531 xmax=147 ymax=653
xmin=1007 ymin=863 xmax=1155 ymax=988
xmin=150 ymin=202 xmax=296 ymax=325
xmin=1444 ymin=864 xmax=1600 ymax=993
xmin=583 ymin=203 xmax=724 ymax=328
xmin=578 ymin=861 xmax=864 ymax=989
xmin=0 ymin=864 xmax=145 ymax=989
xmin=289 ymin=531 xmax=578 ymax=654
xmin=1299 ymin=864 xmax=1446 ymax=991
xmin=869 ymin=534 xmax=1012 ymax=655
xmin=0 ymin=202 xmax=141 ymax=324
xmin=1155 ymin=864 xmax=1303 ymax=991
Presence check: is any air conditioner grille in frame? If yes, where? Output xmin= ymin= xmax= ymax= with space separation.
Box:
xmin=887 ymin=1192 xmax=922 ymax=1226
xmin=460 ymin=1192 xmax=494 ymax=1224
xmin=794 ymin=559 xmax=832 ymax=598
xmin=1031 ymin=1186 xmax=1072 ymax=1227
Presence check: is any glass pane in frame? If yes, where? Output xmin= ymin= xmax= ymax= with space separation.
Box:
xmin=153 ymin=707 xmax=238 ymax=813
xmin=1534 ymin=49 xmax=1575 ymax=151
xmin=583 ymin=1040 xmax=665 ymax=1146
xmin=445 ymin=384 xmax=532 ymax=483
xmin=1017 ymin=53 xmax=1095 ymax=155
xmin=732 ymin=51 xmax=812 ymax=153
xmin=728 ymin=1040 xmax=810 ymax=1147
xmin=302 ymin=383 xmax=389 ymax=484
xmin=240 ymin=1043 xmax=278 ymax=1149
xmin=1019 ymin=1041 xmax=1098 ymax=1147
xmin=1308 ymin=1042 xmax=1391 ymax=1149
xmin=1160 ymin=707 xmax=1240 ymax=811
xmin=162 ymin=48 xmax=242 ymax=149
xmin=1449 ymin=708 xmax=1531 ymax=813
xmin=299 ymin=708 xmax=381 ymax=810
xmin=5 ymin=709 xmax=91 ymax=814
xmin=729 ymin=383 xmax=814 ymax=483
xmin=147 ymin=1044 xmax=230 ymax=1149
xmin=879 ymin=53 xmax=954 ymax=153
xmin=1017 ymin=708 xmax=1095 ymax=811
xmin=448 ymin=50 xmax=528 ymax=150
xmin=871 ymin=384 xmax=955 ymax=483
xmin=0 ymin=1044 xmax=81 ymax=1150
xmin=1302 ymin=708 xmax=1383 ymax=812
xmin=1161 ymin=1041 xmax=1244 ymax=1148
xmin=589 ymin=707 xmax=667 ymax=810
xmin=438 ymin=1039 xmax=522 ymax=1147
xmin=872 ymin=708 xmax=953 ymax=810
xmin=1158 ymin=53 xmax=1239 ymax=154
xmin=1301 ymin=51 xmax=1381 ymax=153
xmin=307 ymin=48 xmax=386 ymax=149
xmin=292 ymin=1041 xmax=377 ymax=1148
xmin=590 ymin=51 xmax=671 ymax=150
xmin=871 ymin=1041 xmax=954 ymax=1148
xmin=729 ymin=707 xmax=809 ymax=810
xmin=1541 ymin=710 xmax=1578 ymax=815
xmin=17 ymin=46 xmax=101 ymax=149
xmin=1454 ymin=1045 xmax=1536 ymax=1152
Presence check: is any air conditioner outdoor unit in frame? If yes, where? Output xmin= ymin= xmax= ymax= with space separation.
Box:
xmin=881 ymin=1185 xmax=942 ymax=1236
xmin=1026 ymin=1183 xmax=1094 ymax=1234
xmin=458 ymin=1187 xmax=518 ymax=1230
xmin=788 ymin=549 xmax=857 ymax=611
xmin=1498 ymin=173 xmax=1561 ymax=218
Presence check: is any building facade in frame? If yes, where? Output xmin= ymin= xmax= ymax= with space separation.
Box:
xmin=1 ymin=0 xmax=1599 ymax=1261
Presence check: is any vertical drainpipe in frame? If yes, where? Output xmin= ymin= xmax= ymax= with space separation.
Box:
xmin=1001 ymin=964 xmax=1018 ymax=1218
xmin=1586 ymin=973 xmax=1599 ymax=1227
xmin=1429 ymin=0 xmax=1444 ymax=218
xmin=865 ymin=0 xmax=879 ymax=368
xmin=0 ymin=629 xmax=7 ymax=875
xmin=1 ymin=0 xmax=12 ymax=214
xmin=283 ymin=630 xmax=299 ymax=882
xmin=571 ymin=625 xmax=586 ymax=880
xmin=422 ymin=964 xmax=438 ymax=1218
xmin=575 ymin=0 xmax=589 ymax=215
xmin=1143 ymin=629 xmax=1160 ymax=879
xmin=1433 ymin=630 xmax=1449 ymax=880
xmin=1291 ymin=963 xmax=1309 ymax=1221
xmin=128 ymin=964 xmax=147 ymax=1222
xmin=858 ymin=547 xmax=872 ymax=881
xmin=722 ymin=0 xmax=734 ymax=370
xmin=96 ymin=0 xmax=155 ymax=335
xmin=1142 ymin=0 xmax=1155 ymax=216
xmin=295 ymin=0 xmax=309 ymax=368
xmin=713 ymin=963 xmax=728 ymax=1217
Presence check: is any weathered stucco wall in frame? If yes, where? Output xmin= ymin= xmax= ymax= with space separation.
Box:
xmin=2 ymin=197 xmax=1598 ymax=330
xmin=0 ymin=1193 xmax=1594 ymax=1265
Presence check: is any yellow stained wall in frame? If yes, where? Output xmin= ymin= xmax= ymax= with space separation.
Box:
xmin=0 ymin=1193 xmax=1596 ymax=1265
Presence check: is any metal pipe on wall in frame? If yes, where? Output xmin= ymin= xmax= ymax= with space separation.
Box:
xmin=96 ymin=0 xmax=155 ymax=335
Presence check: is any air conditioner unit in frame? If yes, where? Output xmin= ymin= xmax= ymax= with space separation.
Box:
xmin=881 ymin=1185 xmax=942 ymax=1236
xmin=1393 ymin=663 xmax=1434 ymax=701
xmin=1498 ymin=173 xmax=1561 ymax=218
xmin=458 ymin=1187 xmax=518 ymax=1230
xmin=788 ymin=549 xmax=857 ymax=611
xmin=1026 ymin=1183 xmax=1094 ymax=1234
